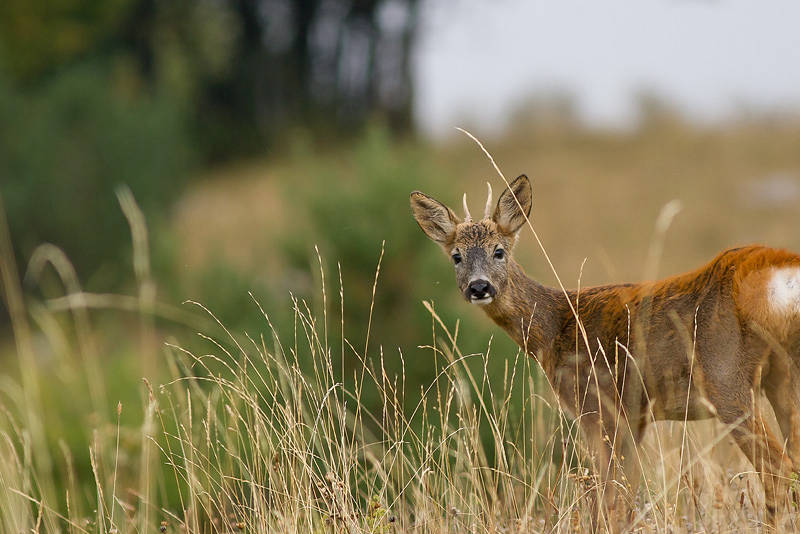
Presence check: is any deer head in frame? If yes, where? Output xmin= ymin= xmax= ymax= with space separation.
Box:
xmin=410 ymin=175 xmax=532 ymax=305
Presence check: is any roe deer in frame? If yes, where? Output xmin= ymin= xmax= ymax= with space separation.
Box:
xmin=410 ymin=175 xmax=800 ymax=529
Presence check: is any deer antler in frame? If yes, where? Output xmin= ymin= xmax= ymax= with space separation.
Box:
xmin=483 ymin=182 xmax=493 ymax=219
xmin=462 ymin=193 xmax=472 ymax=222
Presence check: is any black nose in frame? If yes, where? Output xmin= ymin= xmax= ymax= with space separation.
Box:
xmin=467 ymin=279 xmax=495 ymax=300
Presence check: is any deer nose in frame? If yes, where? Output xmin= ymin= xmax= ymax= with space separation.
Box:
xmin=467 ymin=279 xmax=496 ymax=300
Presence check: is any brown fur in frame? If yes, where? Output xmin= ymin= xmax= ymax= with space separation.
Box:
xmin=411 ymin=176 xmax=800 ymax=530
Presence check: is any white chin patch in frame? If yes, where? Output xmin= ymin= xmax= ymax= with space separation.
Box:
xmin=470 ymin=296 xmax=493 ymax=306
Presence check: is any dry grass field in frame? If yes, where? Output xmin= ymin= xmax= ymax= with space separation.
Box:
xmin=3 ymin=113 xmax=800 ymax=532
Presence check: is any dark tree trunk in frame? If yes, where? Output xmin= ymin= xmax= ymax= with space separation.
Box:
xmin=122 ymin=0 xmax=156 ymax=83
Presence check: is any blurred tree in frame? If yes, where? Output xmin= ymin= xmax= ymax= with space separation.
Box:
xmin=195 ymin=0 xmax=420 ymax=158
xmin=0 ymin=0 xmax=134 ymax=82
xmin=0 ymin=0 xmax=419 ymax=155
xmin=0 ymin=0 xmax=420 ymax=293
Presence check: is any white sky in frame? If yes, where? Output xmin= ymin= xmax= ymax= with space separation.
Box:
xmin=414 ymin=0 xmax=800 ymax=137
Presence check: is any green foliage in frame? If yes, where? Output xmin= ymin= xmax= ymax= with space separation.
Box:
xmin=285 ymin=127 xmax=431 ymax=330
xmin=364 ymin=495 xmax=392 ymax=533
xmin=0 ymin=62 xmax=193 ymax=287
xmin=190 ymin=259 xmax=275 ymax=332
xmin=280 ymin=128 xmax=438 ymax=367
xmin=0 ymin=0 xmax=133 ymax=81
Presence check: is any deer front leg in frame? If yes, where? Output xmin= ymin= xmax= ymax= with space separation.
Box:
xmin=579 ymin=410 xmax=640 ymax=533
xmin=557 ymin=356 xmax=643 ymax=532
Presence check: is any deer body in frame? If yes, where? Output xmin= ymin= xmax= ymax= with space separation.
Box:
xmin=411 ymin=176 xmax=800 ymax=528
xmin=489 ymin=245 xmax=800 ymax=421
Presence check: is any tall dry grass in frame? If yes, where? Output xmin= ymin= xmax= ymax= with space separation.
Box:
xmin=0 ymin=167 xmax=789 ymax=533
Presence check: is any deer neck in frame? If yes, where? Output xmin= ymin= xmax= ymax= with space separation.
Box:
xmin=482 ymin=260 xmax=565 ymax=364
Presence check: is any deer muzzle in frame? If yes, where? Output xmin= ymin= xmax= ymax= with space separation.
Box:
xmin=466 ymin=279 xmax=497 ymax=304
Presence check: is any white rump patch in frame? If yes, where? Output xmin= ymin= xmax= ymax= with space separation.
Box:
xmin=769 ymin=267 xmax=800 ymax=313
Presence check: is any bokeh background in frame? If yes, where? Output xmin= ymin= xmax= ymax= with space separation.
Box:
xmin=2 ymin=0 xmax=800 ymax=524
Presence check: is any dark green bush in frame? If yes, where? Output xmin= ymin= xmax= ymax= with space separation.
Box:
xmin=0 ymin=61 xmax=193 ymax=289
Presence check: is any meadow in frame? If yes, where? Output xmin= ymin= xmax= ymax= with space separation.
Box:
xmin=2 ymin=110 xmax=800 ymax=532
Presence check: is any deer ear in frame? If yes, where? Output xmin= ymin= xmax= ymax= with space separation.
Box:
xmin=493 ymin=174 xmax=532 ymax=235
xmin=410 ymin=191 xmax=461 ymax=245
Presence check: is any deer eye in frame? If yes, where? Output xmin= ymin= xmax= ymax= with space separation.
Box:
xmin=452 ymin=251 xmax=462 ymax=265
xmin=494 ymin=248 xmax=505 ymax=260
